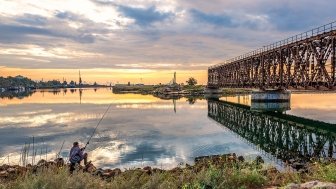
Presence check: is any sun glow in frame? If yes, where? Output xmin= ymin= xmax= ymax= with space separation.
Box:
xmin=1 ymin=67 xmax=207 ymax=85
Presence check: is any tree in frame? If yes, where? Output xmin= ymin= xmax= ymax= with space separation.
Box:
xmin=186 ymin=77 xmax=197 ymax=86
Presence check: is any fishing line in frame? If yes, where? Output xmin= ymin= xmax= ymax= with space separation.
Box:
xmin=84 ymin=103 xmax=112 ymax=149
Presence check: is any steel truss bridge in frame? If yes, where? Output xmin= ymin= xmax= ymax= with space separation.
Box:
xmin=208 ymin=22 xmax=336 ymax=89
xmin=208 ymin=99 xmax=336 ymax=165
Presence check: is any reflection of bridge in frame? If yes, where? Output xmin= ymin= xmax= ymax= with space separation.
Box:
xmin=208 ymin=22 xmax=336 ymax=89
xmin=208 ymin=99 xmax=336 ymax=166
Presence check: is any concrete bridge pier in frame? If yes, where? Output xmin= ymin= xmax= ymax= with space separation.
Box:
xmin=251 ymin=89 xmax=291 ymax=113
xmin=251 ymin=89 xmax=291 ymax=102
xmin=204 ymin=86 xmax=222 ymax=100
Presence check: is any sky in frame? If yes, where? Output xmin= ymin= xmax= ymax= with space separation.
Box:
xmin=0 ymin=0 xmax=335 ymax=84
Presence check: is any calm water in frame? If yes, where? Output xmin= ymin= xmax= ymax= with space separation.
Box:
xmin=0 ymin=88 xmax=336 ymax=169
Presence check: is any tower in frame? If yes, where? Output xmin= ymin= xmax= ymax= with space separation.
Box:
xmin=173 ymin=72 xmax=176 ymax=84
xmin=79 ymin=70 xmax=82 ymax=86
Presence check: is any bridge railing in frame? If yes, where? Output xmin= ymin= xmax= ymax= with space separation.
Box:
xmin=209 ymin=21 xmax=336 ymax=69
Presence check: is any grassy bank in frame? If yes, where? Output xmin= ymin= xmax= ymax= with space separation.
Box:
xmin=112 ymin=85 xmax=157 ymax=94
xmin=1 ymin=154 xmax=336 ymax=189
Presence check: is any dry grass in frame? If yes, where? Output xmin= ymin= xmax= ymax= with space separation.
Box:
xmin=1 ymin=160 xmax=336 ymax=189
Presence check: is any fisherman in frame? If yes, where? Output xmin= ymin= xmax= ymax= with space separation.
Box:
xmin=69 ymin=141 xmax=88 ymax=174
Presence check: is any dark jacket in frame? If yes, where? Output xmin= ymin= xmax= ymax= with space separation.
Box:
xmin=69 ymin=146 xmax=84 ymax=163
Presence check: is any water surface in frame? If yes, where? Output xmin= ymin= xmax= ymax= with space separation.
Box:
xmin=0 ymin=89 xmax=336 ymax=169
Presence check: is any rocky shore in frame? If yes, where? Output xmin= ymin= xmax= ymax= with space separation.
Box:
xmin=1 ymin=154 xmax=336 ymax=189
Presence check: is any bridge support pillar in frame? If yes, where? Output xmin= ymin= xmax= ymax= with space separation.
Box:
xmin=251 ymin=89 xmax=291 ymax=102
xmin=204 ymin=86 xmax=221 ymax=100
xmin=204 ymin=86 xmax=221 ymax=94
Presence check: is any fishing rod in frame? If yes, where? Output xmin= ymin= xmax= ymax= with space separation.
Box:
xmin=84 ymin=103 xmax=112 ymax=150
xmin=56 ymin=140 xmax=65 ymax=159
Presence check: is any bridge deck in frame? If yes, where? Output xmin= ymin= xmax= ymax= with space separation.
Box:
xmin=208 ymin=21 xmax=336 ymax=89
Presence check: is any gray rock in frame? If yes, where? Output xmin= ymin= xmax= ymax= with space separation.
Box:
xmin=286 ymin=183 xmax=300 ymax=189
xmin=285 ymin=181 xmax=336 ymax=189
xmin=300 ymin=180 xmax=336 ymax=189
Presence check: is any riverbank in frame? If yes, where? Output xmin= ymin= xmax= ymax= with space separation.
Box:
xmin=1 ymin=154 xmax=336 ymax=189
xmin=112 ymin=85 xmax=336 ymax=97
xmin=112 ymin=84 xmax=251 ymax=96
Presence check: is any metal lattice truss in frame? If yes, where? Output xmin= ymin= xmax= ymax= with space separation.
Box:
xmin=208 ymin=100 xmax=336 ymax=162
xmin=208 ymin=22 xmax=336 ymax=89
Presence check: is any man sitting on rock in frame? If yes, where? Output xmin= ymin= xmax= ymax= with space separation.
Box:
xmin=69 ymin=141 xmax=88 ymax=174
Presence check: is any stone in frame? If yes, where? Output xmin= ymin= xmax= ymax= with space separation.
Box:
xmin=55 ymin=158 xmax=64 ymax=167
xmin=103 ymin=169 xmax=112 ymax=173
xmin=143 ymin=166 xmax=152 ymax=175
xmin=0 ymin=164 xmax=10 ymax=171
xmin=238 ymin=156 xmax=245 ymax=162
xmin=95 ymin=170 xmax=104 ymax=176
xmin=85 ymin=163 xmax=96 ymax=173
xmin=37 ymin=159 xmax=47 ymax=166
xmin=285 ymin=183 xmax=300 ymax=189
xmin=300 ymin=180 xmax=336 ymax=189
xmin=284 ymin=181 xmax=336 ymax=189
xmin=0 ymin=171 xmax=9 ymax=177
xmin=7 ymin=167 xmax=16 ymax=174
xmin=112 ymin=168 xmax=121 ymax=176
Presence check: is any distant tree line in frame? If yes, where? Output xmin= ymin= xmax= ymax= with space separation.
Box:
xmin=0 ymin=76 xmax=36 ymax=88
xmin=0 ymin=75 xmax=82 ymax=89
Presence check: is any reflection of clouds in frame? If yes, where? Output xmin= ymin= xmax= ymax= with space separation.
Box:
xmin=20 ymin=109 xmax=52 ymax=115
xmin=89 ymin=141 xmax=136 ymax=168
xmin=0 ymin=112 xmax=101 ymax=127
xmin=0 ymin=113 xmax=72 ymax=127
xmin=0 ymin=150 xmax=62 ymax=166
xmin=116 ymin=103 xmax=205 ymax=109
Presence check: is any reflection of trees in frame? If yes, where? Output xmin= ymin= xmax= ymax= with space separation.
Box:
xmin=52 ymin=89 xmax=61 ymax=95
xmin=186 ymin=97 xmax=197 ymax=104
xmin=0 ymin=88 xmax=90 ymax=102
xmin=0 ymin=90 xmax=35 ymax=99
xmin=208 ymin=99 xmax=336 ymax=167
xmin=153 ymin=93 xmax=181 ymax=100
